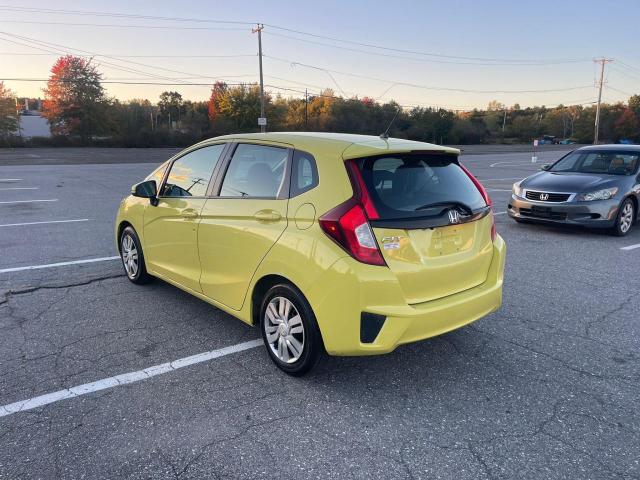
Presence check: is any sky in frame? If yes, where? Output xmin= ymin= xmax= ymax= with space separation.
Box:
xmin=1 ymin=0 xmax=639 ymax=110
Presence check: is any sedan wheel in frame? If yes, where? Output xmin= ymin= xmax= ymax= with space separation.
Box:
xmin=612 ymin=199 xmax=635 ymax=236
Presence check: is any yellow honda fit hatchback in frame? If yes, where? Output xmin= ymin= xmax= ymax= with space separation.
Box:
xmin=115 ymin=133 xmax=506 ymax=375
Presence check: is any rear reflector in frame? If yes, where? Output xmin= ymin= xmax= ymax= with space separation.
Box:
xmin=360 ymin=312 xmax=386 ymax=343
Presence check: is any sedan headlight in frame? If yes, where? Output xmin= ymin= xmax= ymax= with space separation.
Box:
xmin=512 ymin=181 xmax=523 ymax=197
xmin=577 ymin=187 xmax=618 ymax=201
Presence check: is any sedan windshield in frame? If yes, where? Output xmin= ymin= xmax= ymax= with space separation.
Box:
xmin=550 ymin=151 xmax=639 ymax=176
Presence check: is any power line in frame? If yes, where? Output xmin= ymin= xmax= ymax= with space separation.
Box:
xmin=0 ymin=31 xmax=248 ymax=86
xmin=2 ymin=78 xmax=604 ymax=113
xmin=264 ymin=55 xmax=596 ymax=94
xmin=263 ymin=31 xmax=592 ymax=67
xmin=0 ymin=34 xmax=199 ymax=84
xmin=0 ymin=19 xmax=248 ymax=31
xmin=0 ymin=4 xmax=593 ymax=64
xmin=0 ymin=52 xmax=256 ymax=58
xmin=607 ymin=86 xmax=636 ymax=97
xmin=262 ymin=24 xmax=592 ymax=64
xmin=0 ymin=5 xmax=253 ymax=25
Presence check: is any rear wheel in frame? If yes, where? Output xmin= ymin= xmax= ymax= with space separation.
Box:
xmin=120 ymin=226 xmax=152 ymax=284
xmin=260 ymin=284 xmax=322 ymax=376
xmin=611 ymin=199 xmax=635 ymax=236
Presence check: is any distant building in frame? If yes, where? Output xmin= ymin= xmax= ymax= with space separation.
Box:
xmin=17 ymin=112 xmax=52 ymax=138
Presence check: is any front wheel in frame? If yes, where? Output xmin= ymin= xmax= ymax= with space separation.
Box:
xmin=260 ymin=284 xmax=323 ymax=376
xmin=611 ymin=199 xmax=635 ymax=236
xmin=120 ymin=226 xmax=153 ymax=284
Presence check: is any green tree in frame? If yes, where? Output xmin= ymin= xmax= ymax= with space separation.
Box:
xmin=0 ymin=82 xmax=18 ymax=140
xmin=158 ymin=91 xmax=184 ymax=128
xmin=629 ymin=95 xmax=640 ymax=117
xmin=42 ymin=55 xmax=110 ymax=139
xmin=217 ymin=84 xmax=263 ymax=131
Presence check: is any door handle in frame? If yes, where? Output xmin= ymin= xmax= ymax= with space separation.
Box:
xmin=254 ymin=210 xmax=281 ymax=222
xmin=180 ymin=208 xmax=199 ymax=219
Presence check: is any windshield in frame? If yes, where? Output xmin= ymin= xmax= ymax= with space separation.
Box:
xmin=550 ymin=151 xmax=639 ymax=176
xmin=356 ymin=154 xmax=486 ymax=220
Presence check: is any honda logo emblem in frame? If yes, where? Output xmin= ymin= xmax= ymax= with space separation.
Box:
xmin=539 ymin=193 xmax=549 ymax=201
xmin=448 ymin=209 xmax=461 ymax=224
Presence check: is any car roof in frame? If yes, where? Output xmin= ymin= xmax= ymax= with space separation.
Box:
xmin=201 ymin=132 xmax=460 ymax=160
xmin=575 ymin=144 xmax=640 ymax=153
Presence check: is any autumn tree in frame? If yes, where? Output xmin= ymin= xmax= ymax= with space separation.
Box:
xmin=0 ymin=82 xmax=18 ymax=139
xmin=208 ymin=81 xmax=228 ymax=124
xmin=614 ymin=108 xmax=640 ymax=141
xmin=42 ymin=55 xmax=109 ymax=138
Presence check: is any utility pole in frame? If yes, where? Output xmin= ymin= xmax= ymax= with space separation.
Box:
xmin=304 ymin=88 xmax=308 ymax=130
xmin=252 ymin=23 xmax=266 ymax=133
xmin=593 ymin=57 xmax=613 ymax=144
xmin=502 ymin=108 xmax=507 ymax=133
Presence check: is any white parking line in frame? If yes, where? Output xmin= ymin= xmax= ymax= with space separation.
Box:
xmin=480 ymin=177 xmax=524 ymax=181
xmin=490 ymin=161 xmax=536 ymax=167
xmin=0 ymin=187 xmax=38 ymax=191
xmin=0 ymin=199 xmax=58 ymax=205
xmin=0 ymin=339 xmax=263 ymax=417
xmin=0 ymin=256 xmax=120 ymax=274
xmin=0 ymin=178 xmax=22 ymax=181
xmin=494 ymin=211 xmax=507 ymax=215
xmin=0 ymin=218 xmax=90 ymax=228
xmin=620 ymin=243 xmax=640 ymax=251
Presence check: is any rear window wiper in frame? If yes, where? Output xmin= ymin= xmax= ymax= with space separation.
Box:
xmin=415 ymin=201 xmax=473 ymax=215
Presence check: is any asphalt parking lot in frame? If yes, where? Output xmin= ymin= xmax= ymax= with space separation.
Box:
xmin=1 ymin=146 xmax=639 ymax=479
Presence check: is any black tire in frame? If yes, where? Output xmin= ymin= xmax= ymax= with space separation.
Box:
xmin=259 ymin=283 xmax=323 ymax=376
xmin=119 ymin=226 xmax=153 ymax=284
xmin=611 ymin=198 xmax=635 ymax=237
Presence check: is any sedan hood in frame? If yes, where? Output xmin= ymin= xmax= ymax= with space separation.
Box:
xmin=522 ymin=171 xmax=618 ymax=193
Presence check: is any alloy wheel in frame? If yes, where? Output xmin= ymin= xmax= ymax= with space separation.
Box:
xmin=121 ymin=234 xmax=139 ymax=278
xmin=264 ymin=296 xmax=305 ymax=364
xmin=620 ymin=202 xmax=634 ymax=234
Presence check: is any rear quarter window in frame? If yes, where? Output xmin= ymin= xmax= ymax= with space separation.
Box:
xmin=357 ymin=154 xmax=486 ymax=219
xmin=290 ymin=150 xmax=319 ymax=197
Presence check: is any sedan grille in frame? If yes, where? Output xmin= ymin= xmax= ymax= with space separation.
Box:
xmin=519 ymin=208 xmax=567 ymax=220
xmin=525 ymin=190 xmax=570 ymax=202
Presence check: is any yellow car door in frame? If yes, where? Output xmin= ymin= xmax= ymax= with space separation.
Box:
xmin=144 ymin=144 xmax=226 ymax=292
xmin=198 ymin=143 xmax=290 ymax=310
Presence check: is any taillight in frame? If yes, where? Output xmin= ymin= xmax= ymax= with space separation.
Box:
xmin=319 ymin=199 xmax=386 ymax=266
xmin=345 ymin=161 xmax=379 ymax=219
xmin=318 ymin=160 xmax=385 ymax=266
xmin=459 ymin=164 xmax=497 ymax=242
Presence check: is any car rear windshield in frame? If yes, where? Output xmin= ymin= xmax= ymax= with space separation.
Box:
xmin=355 ymin=154 xmax=487 ymax=220
xmin=550 ymin=151 xmax=639 ymax=176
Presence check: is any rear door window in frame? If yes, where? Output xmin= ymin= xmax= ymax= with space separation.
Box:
xmin=220 ymin=144 xmax=288 ymax=198
xmin=356 ymin=154 xmax=486 ymax=219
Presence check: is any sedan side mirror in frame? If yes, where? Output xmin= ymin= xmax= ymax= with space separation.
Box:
xmin=131 ymin=180 xmax=158 ymax=205
xmin=541 ymin=164 xmax=551 ymax=171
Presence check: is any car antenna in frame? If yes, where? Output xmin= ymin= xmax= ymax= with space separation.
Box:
xmin=379 ymin=106 xmax=402 ymax=140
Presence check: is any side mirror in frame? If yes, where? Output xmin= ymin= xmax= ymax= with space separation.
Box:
xmin=541 ymin=164 xmax=551 ymax=171
xmin=131 ymin=180 xmax=158 ymax=204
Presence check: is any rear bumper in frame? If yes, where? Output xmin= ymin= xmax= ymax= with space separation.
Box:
xmin=507 ymin=194 xmax=619 ymax=228
xmin=307 ymin=235 xmax=506 ymax=356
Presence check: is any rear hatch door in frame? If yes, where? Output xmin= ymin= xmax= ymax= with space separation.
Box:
xmin=354 ymin=153 xmax=494 ymax=304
